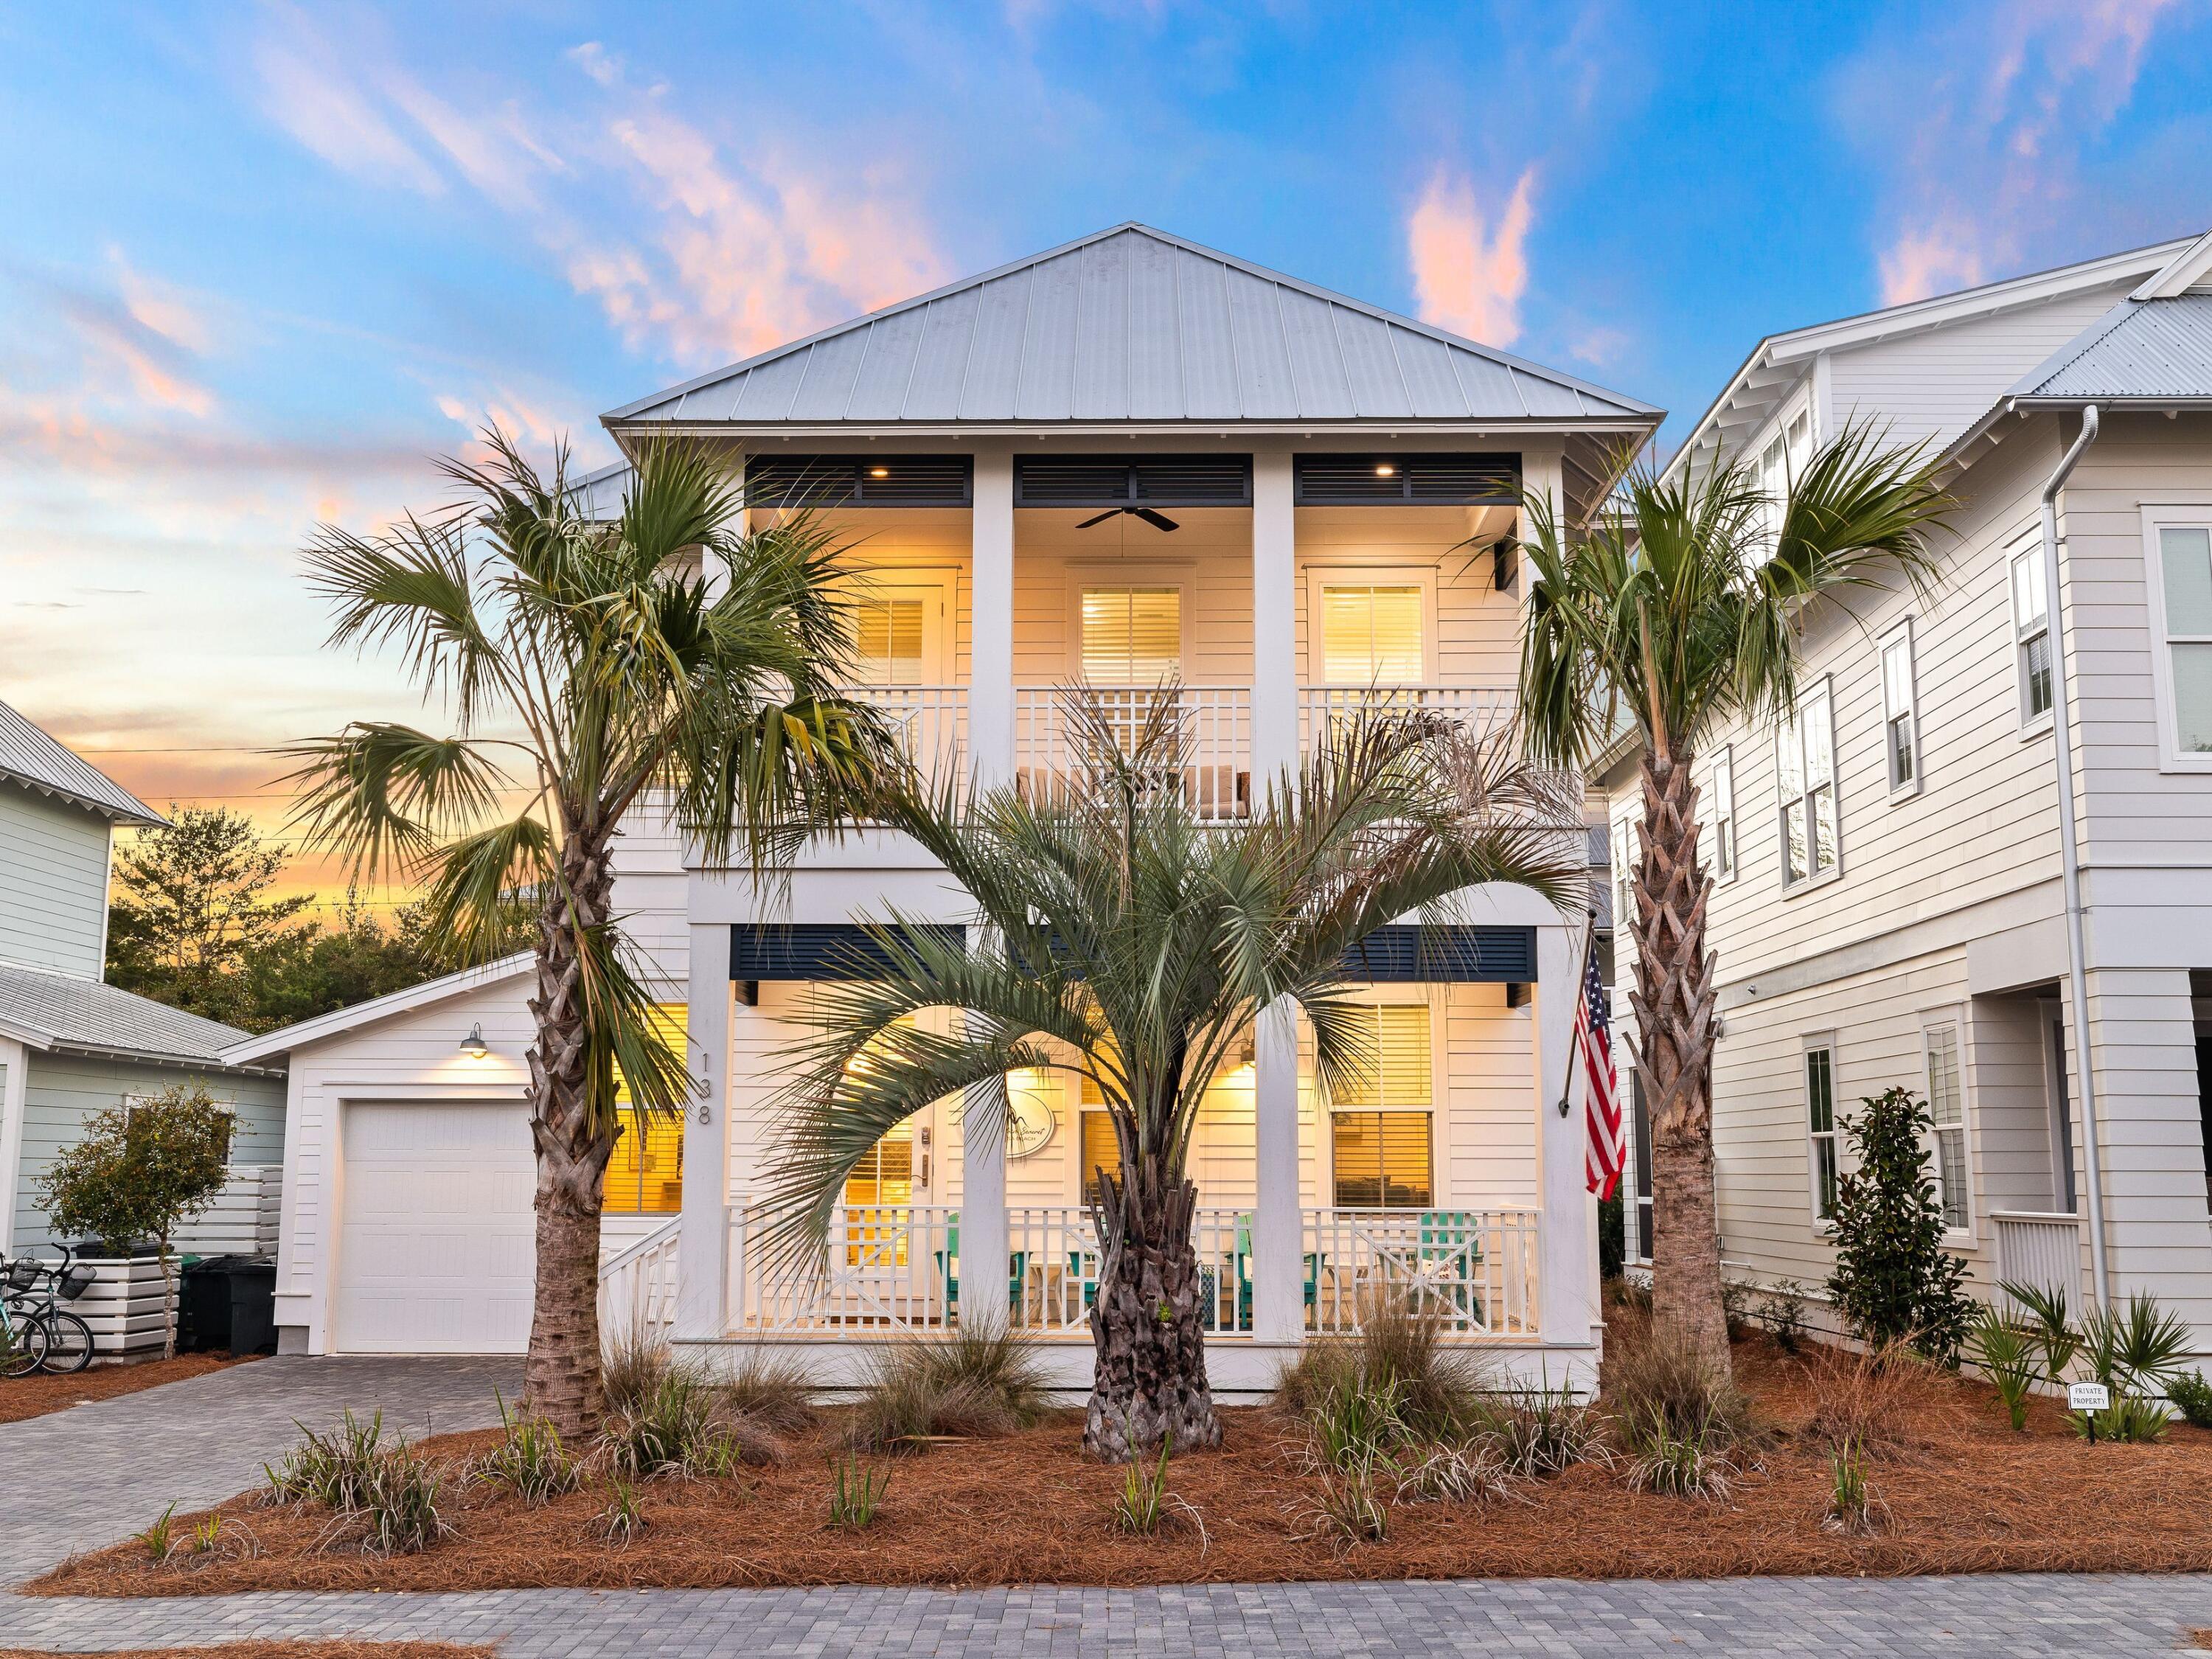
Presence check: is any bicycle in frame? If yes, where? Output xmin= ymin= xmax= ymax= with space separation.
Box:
xmin=5 ymin=1247 xmax=94 ymax=1375
xmin=0 ymin=1272 xmax=49 ymax=1379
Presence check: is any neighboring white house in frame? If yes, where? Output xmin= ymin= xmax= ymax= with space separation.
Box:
xmin=0 ymin=700 xmax=287 ymax=1258
xmin=1603 ymin=226 xmax=2212 ymax=1349
xmin=236 ymin=223 xmax=1660 ymax=1391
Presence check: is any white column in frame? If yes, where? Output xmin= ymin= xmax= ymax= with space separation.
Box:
xmin=675 ymin=926 xmax=732 ymax=1341
xmin=960 ymin=1004 xmax=1011 ymax=1335
xmin=1533 ymin=921 xmax=1598 ymax=1346
xmin=1251 ymin=446 xmax=1298 ymax=783
xmin=969 ymin=448 xmax=1016 ymax=790
xmin=0 ymin=1037 xmax=28 ymax=1249
xmin=1251 ymin=997 xmax=1304 ymax=1343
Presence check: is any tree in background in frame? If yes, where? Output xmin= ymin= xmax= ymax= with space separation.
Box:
xmin=107 ymin=806 xmax=310 ymax=1024
xmin=38 ymin=1084 xmax=236 ymax=1358
xmin=1519 ymin=427 xmax=1952 ymax=1380
xmin=1825 ymin=1085 xmax=1972 ymax=1363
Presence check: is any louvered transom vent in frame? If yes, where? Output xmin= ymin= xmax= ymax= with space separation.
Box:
xmin=1015 ymin=455 xmax=1253 ymax=508
xmin=742 ymin=454 xmax=973 ymax=508
xmin=1295 ymin=453 xmax=1521 ymax=506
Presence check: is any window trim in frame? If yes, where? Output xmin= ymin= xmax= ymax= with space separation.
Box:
xmin=2008 ymin=536 xmax=2055 ymax=736
xmin=849 ymin=571 xmax=955 ymax=688
xmin=1921 ymin=1017 xmax=1973 ymax=1241
xmin=1321 ymin=990 xmax=1444 ymax=1210
xmin=1776 ymin=676 xmax=1841 ymax=893
xmin=1708 ymin=745 xmax=1736 ymax=883
xmin=1804 ymin=1036 xmax=1840 ymax=1231
xmin=1301 ymin=564 xmax=1439 ymax=685
xmin=1879 ymin=617 xmax=1921 ymax=799
xmin=1611 ymin=818 xmax=1637 ymax=941
xmin=2138 ymin=502 xmax=2212 ymax=773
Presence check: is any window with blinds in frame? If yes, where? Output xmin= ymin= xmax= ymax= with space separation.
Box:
xmin=604 ymin=1004 xmax=688 ymax=1214
xmin=840 ymin=1016 xmax=919 ymax=1261
xmin=1079 ymin=1109 xmax=1124 ymax=1203
xmin=853 ymin=597 xmax=926 ymax=686
xmin=1330 ymin=1004 xmax=1434 ymax=1208
xmin=1924 ymin=1025 xmax=1969 ymax=1232
xmin=1321 ymin=585 xmax=1424 ymax=684
xmin=1080 ymin=588 xmax=1181 ymax=685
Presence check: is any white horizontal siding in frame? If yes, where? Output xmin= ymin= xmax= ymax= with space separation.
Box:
xmin=0 ymin=784 xmax=112 ymax=978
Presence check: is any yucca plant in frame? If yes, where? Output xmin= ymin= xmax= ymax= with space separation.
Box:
xmin=1521 ymin=426 xmax=1952 ymax=1376
xmin=285 ymin=431 xmax=887 ymax=1435
xmin=762 ymin=697 xmax=1580 ymax=1458
xmin=1997 ymin=1279 xmax=2080 ymax=1384
xmin=1966 ymin=1303 xmax=2038 ymax=1432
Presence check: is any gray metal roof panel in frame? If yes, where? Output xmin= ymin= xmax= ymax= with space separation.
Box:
xmin=2011 ymin=294 xmax=2212 ymax=400
xmin=0 ymin=701 xmax=161 ymax=825
xmin=0 ymin=962 xmax=254 ymax=1065
xmin=604 ymin=223 xmax=1657 ymax=430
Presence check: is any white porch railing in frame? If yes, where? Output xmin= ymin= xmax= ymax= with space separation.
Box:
xmin=1299 ymin=685 xmax=1517 ymax=750
xmin=727 ymin=1204 xmax=961 ymax=1334
xmin=1006 ymin=1206 xmax=1253 ymax=1336
xmin=1303 ymin=1207 xmax=1540 ymax=1336
xmin=846 ymin=685 xmax=967 ymax=791
xmin=599 ymin=1217 xmax=681 ymax=1340
xmin=1013 ymin=686 xmax=1252 ymax=820
xmin=1990 ymin=1211 xmax=2084 ymax=1307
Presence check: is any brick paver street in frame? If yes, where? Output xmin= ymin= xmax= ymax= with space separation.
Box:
xmin=3 ymin=1575 xmax=2212 ymax=1656
xmin=0 ymin=1355 xmax=517 ymax=1583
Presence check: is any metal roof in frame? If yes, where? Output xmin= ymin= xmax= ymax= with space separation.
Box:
xmin=2008 ymin=293 xmax=2212 ymax=402
xmin=567 ymin=459 xmax=631 ymax=523
xmin=0 ymin=963 xmax=259 ymax=1067
xmin=220 ymin=953 xmax=533 ymax=1065
xmin=605 ymin=223 xmax=1657 ymax=431
xmin=0 ymin=700 xmax=161 ymax=826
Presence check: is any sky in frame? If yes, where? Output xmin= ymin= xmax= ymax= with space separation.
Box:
xmin=4 ymin=0 xmax=2210 ymax=908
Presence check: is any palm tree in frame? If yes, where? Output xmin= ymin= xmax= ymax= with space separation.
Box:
xmin=1518 ymin=425 xmax=1952 ymax=1376
xmin=285 ymin=432 xmax=882 ymax=1434
xmin=759 ymin=695 xmax=1582 ymax=1458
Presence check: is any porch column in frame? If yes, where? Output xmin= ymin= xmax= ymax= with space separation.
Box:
xmin=675 ymin=927 xmax=733 ymax=1341
xmin=1251 ymin=995 xmax=1304 ymax=1343
xmin=1251 ymin=445 xmax=1298 ymax=785
xmin=960 ymin=992 xmax=1011 ymax=1337
xmin=1534 ymin=920 xmax=1599 ymax=1347
xmin=969 ymin=448 xmax=1016 ymax=790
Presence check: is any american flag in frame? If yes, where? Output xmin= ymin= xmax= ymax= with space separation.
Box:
xmin=1577 ymin=924 xmax=1625 ymax=1199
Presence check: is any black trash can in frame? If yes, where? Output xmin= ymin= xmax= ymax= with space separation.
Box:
xmin=225 ymin=1259 xmax=277 ymax=1356
xmin=177 ymin=1255 xmax=236 ymax=1354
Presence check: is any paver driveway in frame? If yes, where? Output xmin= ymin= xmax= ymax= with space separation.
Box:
xmin=0 ymin=1354 xmax=517 ymax=1583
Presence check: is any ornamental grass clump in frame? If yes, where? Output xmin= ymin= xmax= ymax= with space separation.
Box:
xmin=1606 ymin=1321 xmax=1752 ymax=1500
xmin=1276 ymin=1295 xmax=1488 ymax=1442
xmin=263 ymin=1410 xmax=387 ymax=1510
xmin=846 ymin=1330 xmax=1052 ymax=1453
xmin=1802 ymin=1339 xmax=1934 ymax=1456
xmin=827 ymin=1455 xmax=891 ymax=1531
xmin=600 ymin=1370 xmax=753 ymax=1480
xmin=357 ymin=1444 xmax=451 ymax=1556
xmin=1822 ymin=1437 xmax=1882 ymax=1535
xmin=470 ymin=1394 xmax=582 ymax=1504
xmin=1478 ymin=1382 xmax=1609 ymax=1479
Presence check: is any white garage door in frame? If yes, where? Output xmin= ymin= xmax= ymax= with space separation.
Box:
xmin=335 ymin=1100 xmax=536 ymax=1354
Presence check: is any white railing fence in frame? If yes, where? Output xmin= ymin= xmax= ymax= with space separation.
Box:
xmin=599 ymin=1217 xmax=682 ymax=1341
xmin=846 ymin=685 xmax=967 ymax=793
xmin=1990 ymin=1211 xmax=2084 ymax=1310
xmin=1298 ymin=685 xmax=1518 ymax=752
xmin=727 ymin=1204 xmax=960 ymax=1335
xmin=174 ymin=1164 xmax=283 ymax=1257
xmin=1303 ymin=1207 xmax=1539 ymax=1336
xmin=1005 ymin=1206 xmax=1253 ymax=1336
xmin=1013 ymin=686 xmax=1252 ymax=821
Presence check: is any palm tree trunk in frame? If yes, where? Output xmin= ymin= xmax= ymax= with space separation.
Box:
xmin=524 ymin=832 xmax=621 ymax=1437
xmin=1085 ymin=1172 xmax=1220 ymax=1459
xmin=1626 ymin=748 xmax=1731 ymax=1377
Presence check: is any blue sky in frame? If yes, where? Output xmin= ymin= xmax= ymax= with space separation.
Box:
xmin=4 ymin=0 xmax=2209 ymax=885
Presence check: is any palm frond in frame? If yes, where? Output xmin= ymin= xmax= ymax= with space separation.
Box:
xmin=279 ymin=723 xmax=510 ymax=886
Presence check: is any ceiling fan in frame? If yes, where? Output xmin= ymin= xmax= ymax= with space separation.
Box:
xmin=1074 ymin=504 xmax=1179 ymax=532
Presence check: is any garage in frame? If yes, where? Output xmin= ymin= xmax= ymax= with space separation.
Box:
xmin=335 ymin=1099 xmax=536 ymax=1354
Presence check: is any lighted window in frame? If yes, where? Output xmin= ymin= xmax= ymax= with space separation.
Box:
xmin=1925 ymin=1025 xmax=1969 ymax=1232
xmin=853 ymin=596 xmax=927 ymax=686
xmin=1320 ymin=584 xmax=1424 ymax=684
xmin=1806 ymin=1043 xmax=1838 ymax=1222
xmin=603 ymin=1004 xmax=687 ymax=1214
xmin=1776 ymin=680 xmax=1837 ymax=886
xmin=1079 ymin=1109 xmax=1124 ymax=1203
xmin=1080 ymin=587 xmax=1181 ymax=685
xmin=1331 ymin=1004 xmax=1433 ymax=1208
xmin=2011 ymin=546 xmax=2053 ymax=724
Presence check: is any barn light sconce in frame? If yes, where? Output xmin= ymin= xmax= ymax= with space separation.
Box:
xmin=459 ymin=1023 xmax=490 ymax=1058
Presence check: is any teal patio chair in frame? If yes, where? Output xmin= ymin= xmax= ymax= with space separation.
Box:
xmin=933 ymin=1216 xmax=1027 ymax=1322
xmin=1232 ymin=1214 xmax=1319 ymax=1331
xmin=1416 ymin=1209 xmax=1484 ymax=1324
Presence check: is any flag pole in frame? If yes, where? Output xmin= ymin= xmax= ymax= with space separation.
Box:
xmin=1554 ymin=907 xmax=1599 ymax=1119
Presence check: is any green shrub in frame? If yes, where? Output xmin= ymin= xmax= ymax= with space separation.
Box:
xmin=1998 ymin=1280 xmax=2081 ymax=1382
xmin=827 ymin=1455 xmax=891 ymax=1530
xmin=263 ymin=1410 xmax=386 ymax=1509
xmin=2169 ymin=1370 xmax=2212 ymax=1430
xmin=358 ymin=1445 xmax=450 ymax=1554
xmin=1825 ymin=1086 xmax=1972 ymax=1363
xmin=470 ymin=1394 xmax=582 ymax=1504
xmin=1756 ymin=1281 xmax=1810 ymax=1354
xmin=846 ymin=1330 xmax=1051 ymax=1452
xmin=1966 ymin=1304 xmax=2038 ymax=1432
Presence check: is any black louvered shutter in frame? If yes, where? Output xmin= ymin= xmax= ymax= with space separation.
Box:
xmin=1294 ymin=453 xmax=1520 ymax=506
xmin=743 ymin=455 xmax=972 ymax=508
xmin=1015 ymin=456 xmax=1251 ymax=507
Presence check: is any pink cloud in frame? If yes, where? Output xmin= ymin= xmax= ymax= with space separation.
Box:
xmin=1406 ymin=166 xmax=1537 ymax=347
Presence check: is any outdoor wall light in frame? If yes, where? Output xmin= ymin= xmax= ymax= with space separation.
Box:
xmin=459 ymin=1023 xmax=490 ymax=1058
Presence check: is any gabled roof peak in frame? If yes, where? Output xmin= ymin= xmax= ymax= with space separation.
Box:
xmin=0 ymin=700 xmax=161 ymax=826
xmin=604 ymin=223 xmax=1658 ymax=432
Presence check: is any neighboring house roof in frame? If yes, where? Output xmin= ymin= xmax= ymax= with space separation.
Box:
xmin=0 ymin=962 xmax=259 ymax=1068
xmin=2005 ymin=293 xmax=2212 ymax=404
xmin=567 ymin=459 xmax=632 ymax=523
xmin=604 ymin=223 xmax=1658 ymax=432
xmin=0 ymin=700 xmax=161 ymax=826
xmin=220 ymin=953 xmax=534 ymax=1066
xmin=1664 ymin=232 xmax=2199 ymax=481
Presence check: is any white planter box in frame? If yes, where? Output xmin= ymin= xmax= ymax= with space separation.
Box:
xmin=66 ymin=1254 xmax=181 ymax=1357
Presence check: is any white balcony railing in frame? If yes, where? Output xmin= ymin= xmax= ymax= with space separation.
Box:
xmin=1991 ymin=1211 xmax=2084 ymax=1308
xmin=1013 ymin=686 xmax=1252 ymax=821
xmin=599 ymin=1217 xmax=681 ymax=1340
xmin=728 ymin=1203 xmax=960 ymax=1335
xmin=1303 ymin=1206 xmax=1539 ymax=1336
xmin=1006 ymin=1206 xmax=1254 ymax=1335
xmin=846 ymin=684 xmax=967 ymax=792
xmin=1299 ymin=685 xmax=1517 ymax=751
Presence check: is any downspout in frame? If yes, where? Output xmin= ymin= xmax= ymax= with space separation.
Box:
xmin=2037 ymin=402 xmax=2109 ymax=1310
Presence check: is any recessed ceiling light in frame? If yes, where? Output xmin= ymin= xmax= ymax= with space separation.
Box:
xmin=869 ymin=466 xmax=890 ymax=479
xmin=1374 ymin=463 xmax=1397 ymax=477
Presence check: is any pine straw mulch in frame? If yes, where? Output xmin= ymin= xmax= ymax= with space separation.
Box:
xmin=31 ymin=1334 xmax=2212 ymax=1596
xmin=0 ymin=1647 xmax=487 ymax=1659
xmin=0 ymin=1354 xmax=248 ymax=1426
